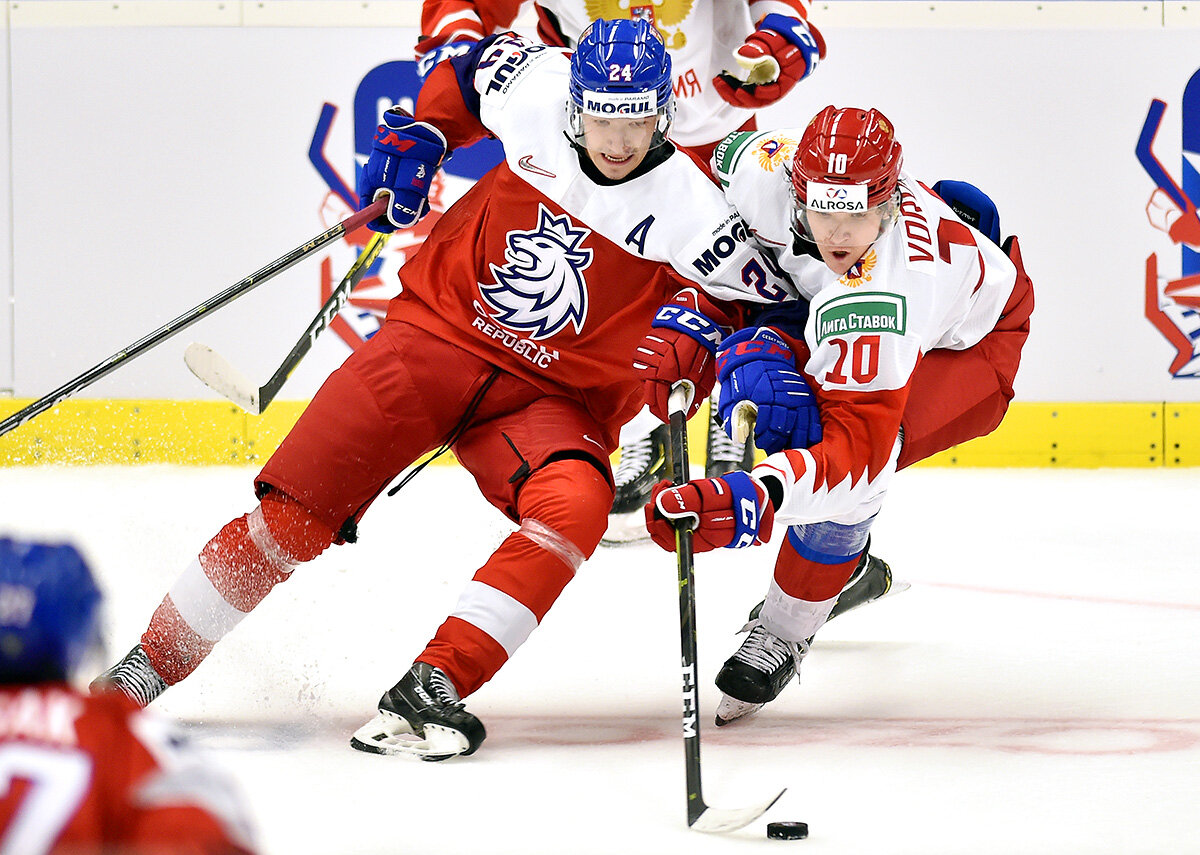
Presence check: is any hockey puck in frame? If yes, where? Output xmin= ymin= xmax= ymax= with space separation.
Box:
xmin=767 ymin=821 xmax=809 ymax=840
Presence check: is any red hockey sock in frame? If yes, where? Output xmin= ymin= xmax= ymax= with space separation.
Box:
xmin=418 ymin=458 xmax=611 ymax=697
xmin=142 ymin=491 xmax=336 ymax=685
xmin=772 ymin=531 xmax=862 ymax=602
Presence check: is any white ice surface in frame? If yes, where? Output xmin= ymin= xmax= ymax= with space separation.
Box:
xmin=1 ymin=464 xmax=1197 ymax=854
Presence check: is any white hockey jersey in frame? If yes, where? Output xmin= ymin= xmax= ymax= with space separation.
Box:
xmin=712 ymin=128 xmax=1021 ymax=525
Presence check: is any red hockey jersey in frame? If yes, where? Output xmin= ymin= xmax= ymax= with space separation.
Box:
xmin=392 ymin=35 xmax=794 ymax=437
xmin=0 ymin=684 xmax=256 ymax=855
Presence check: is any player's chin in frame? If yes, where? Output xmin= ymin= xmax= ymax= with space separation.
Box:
xmin=594 ymin=152 xmax=639 ymax=179
xmin=821 ymin=249 xmax=859 ymax=275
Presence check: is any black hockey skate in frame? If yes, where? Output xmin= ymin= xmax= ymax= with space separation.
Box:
xmin=601 ymin=423 xmax=670 ymax=545
xmin=714 ymin=622 xmax=809 ymax=726
xmin=829 ymin=550 xmax=902 ymax=620
xmin=350 ymin=662 xmax=486 ymax=761
xmin=746 ymin=548 xmax=906 ymax=625
xmin=90 ymin=644 xmax=168 ymax=708
xmin=705 ymin=404 xmax=755 ymax=477
xmin=716 ymin=548 xmax=908 ymax=726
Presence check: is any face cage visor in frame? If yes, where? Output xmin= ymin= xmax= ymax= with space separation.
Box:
xmin=566 ymin=97 xmax=675 ymax=151
xmin=791 ymin=189 xmax=902 ymax=246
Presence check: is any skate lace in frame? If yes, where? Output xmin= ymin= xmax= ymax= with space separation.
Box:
xmin=707 ymin=410 xmax=745 ymax=464
xmin=97 ymin=646 xmax=167 ymax=707
xmin=427 ymin=667 xmax=463 ymax=707
xmin=613 ymin=433 xmax=656 ymax=488
xmin=733 ymin=621 xmax=810 ymax=676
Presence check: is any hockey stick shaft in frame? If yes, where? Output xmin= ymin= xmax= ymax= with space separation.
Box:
xmin=0 ymin=198 xmax=385 ymax=438
xmin=667 ymin=385 xmax=785 ymax=833
xmin=731 ymin=400 xmax=757 ymax=445
xmin=666 ymin=382 xmax=707 ymax=827
xmin=256 ymin=230 xmax=390 ymax=410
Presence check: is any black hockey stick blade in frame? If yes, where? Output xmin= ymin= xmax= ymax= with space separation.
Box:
xmin=184 ymin=231 xmax=390 ymax=414
xmin=0 ymin=198 xmax=386 ymax=438
xmin=666 ymin=382 xmax=785 ymax=834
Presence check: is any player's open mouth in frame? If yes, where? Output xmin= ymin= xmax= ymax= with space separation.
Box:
xmin=602 ymin=153 xmax=633 ymax=165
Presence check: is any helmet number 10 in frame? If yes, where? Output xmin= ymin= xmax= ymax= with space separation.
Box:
xmin=827 ymin=153 xmax=848 ymax=174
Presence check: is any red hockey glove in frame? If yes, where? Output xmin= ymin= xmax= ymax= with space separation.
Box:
xmin=634 ymin=289 xmax=726 ymax=422
xmin=645 ymin=471 xmax=775 ymax=553
xmin=713 ymin=14 xmax=826 ymax=109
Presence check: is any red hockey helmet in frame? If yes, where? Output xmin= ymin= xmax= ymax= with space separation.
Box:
xmin=790 ymin=106 xmax=904 ymax=239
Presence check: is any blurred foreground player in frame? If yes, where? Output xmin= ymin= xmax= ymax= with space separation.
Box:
xmin=0 ymin=537 xmax=256 ymax=854
xmin=92 ymin=19 xmax=792 ymax=760
xmin=647 ymin=107 xmax=1034 ymax=724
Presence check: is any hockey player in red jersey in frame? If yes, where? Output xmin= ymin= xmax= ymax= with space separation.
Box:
xmin=644 ymin=107 xmax=1034 ymax=724
xmin=415 ymin=0 xmax=829 ymax=545
xmin=0 ymin=537 xmax=257 ymax=854
xmin=92 ymin=19 xmax=793 ymax=760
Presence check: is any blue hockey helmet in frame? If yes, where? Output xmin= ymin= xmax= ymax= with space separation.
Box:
xmin=568 ymin=18 xmax=675 ymax=149
xmin=0 ymin=537 xmax=103 ymax=683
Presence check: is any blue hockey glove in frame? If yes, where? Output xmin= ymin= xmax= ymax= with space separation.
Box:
xmin=416 ymin=39 xmax=478 ymax=82
xmin=358 ymin=107 xmax=448 ymax=233
xmin=716 ymin=327 xmax=822 ymax=455
xmin=932 ymin=179 xmax=1001 ymax=246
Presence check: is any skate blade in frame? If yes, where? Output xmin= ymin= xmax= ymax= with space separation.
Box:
xmin=600 ymin=509 xmax=651 ymax=547
xmin=714 ymin=695 xmax=763 ymax=727
xmin=349 ymin=711 xmax=471 ymax=761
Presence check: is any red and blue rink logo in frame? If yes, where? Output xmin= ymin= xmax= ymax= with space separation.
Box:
xmin=1140 ymin=67 xmax=1200 ymax=378
xmin=307 ymin=60 xmax=505 ymax=350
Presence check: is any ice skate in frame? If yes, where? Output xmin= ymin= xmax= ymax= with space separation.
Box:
xmin=89 ymin=644 xmax=168 ymax=708
xmin=601 ymin=423 xmax=670 ymax=545
xmin=704 ymin=403 xmax=754 ymax=478
xmin=828 ymin=550 xmax=908 ymax=620
xmin=350 ymin=662 xmax=486 ymax=761
xmin=714 ymin=622 xmax=809 ymax=726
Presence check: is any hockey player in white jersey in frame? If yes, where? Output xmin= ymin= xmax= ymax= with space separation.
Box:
xmin=645 ymin=106 xmax=1034 ymax=724
xmin=415 ymin=0 xmax=829 ymax=546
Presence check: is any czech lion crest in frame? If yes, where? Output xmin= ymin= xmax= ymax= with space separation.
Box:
xmin=481 ymin=205 xmax=594 ymax=340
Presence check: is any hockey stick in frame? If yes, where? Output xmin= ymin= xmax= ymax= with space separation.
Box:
xmin=666 ymin=382 xmax=785 ymax=833
xmin=183 ymin=231 xmax=390 ymax=414
xmin=730 ymin=400 xmax=758 ymax=445
xmin=0 ymin=198 xmax=386 ymax=438
xmin=1137 ymin=99 xmax=1196 ymax=214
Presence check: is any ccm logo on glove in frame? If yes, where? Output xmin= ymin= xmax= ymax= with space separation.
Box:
xmin=645 ymin=471 xmax=775 ymax=553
